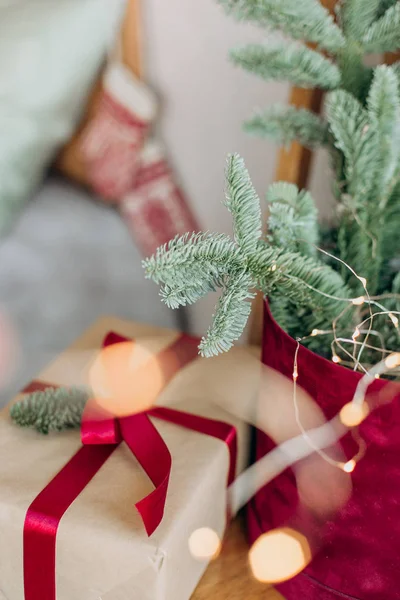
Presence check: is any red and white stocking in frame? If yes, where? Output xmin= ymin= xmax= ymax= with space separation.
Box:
xmin=81 ymin=62 xmax=156 ymax=201
xmin=121 ymin=140 xmax=199 ymax=257
xmin=81 ymin=61 xmax=199 ymax=257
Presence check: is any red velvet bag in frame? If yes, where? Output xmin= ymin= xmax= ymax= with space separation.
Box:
xmin=247 ymin=300 xmax=400 ymax=600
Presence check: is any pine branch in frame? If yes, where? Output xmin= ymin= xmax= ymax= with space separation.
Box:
xmin=326 ymin=90 xmax=379 ymax=202
xmin=337 ymin=211 xmax=381 ymax=294
xmin=341 ymin=0 xmax=381 ymax=41
xmin=393 ymin=271 xmax=400 ymax=294
xmin=199 ymin=272 xmax=255 ymax=357
xmin=144 ymin=154 xmax=352 ymax=354
xmin=379 ymin=183 xmax=400 ymax=289
xmin=224 ymin=153 xmax=262 ymax=253
xmin=244 ymin=105 xmax=329 ymax=148
xmin=230 ymin=41 xmax=340 ymax=89
xmin=377 ymin=0 xmax=398 ymax=18
xmin=269 ymin=295 xmax=303 ymax=335
xmin=337 ymin=41 xmax=373 ymax=100
xmin=367 ymin=65 xmax=400 ymax=201
xmin=159 ymin=263 xmax=224 ymax=309
xmin=266 ymin=182 xmax=319 ymax=257
xmin=143 ymin=232 xmax=243 ymax=287
xmin=391 ymin=60 xmax=400 ymax=86
xmin=249 ymin=242 xmax=351 ymax=329
xmin=217 ymin=0 xmax=345 ymax=53
xmin=363 ymin=2 xmax=400 ymax=52
xmin=10 ymin=386 xmax=89 ymax=434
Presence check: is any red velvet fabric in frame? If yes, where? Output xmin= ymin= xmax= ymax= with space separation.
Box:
xmin=247 ymin=300 xmax=400 ymax=599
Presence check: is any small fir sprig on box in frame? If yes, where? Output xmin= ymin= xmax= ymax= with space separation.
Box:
xmin=144 ymin=0 xmax=400 ymax=366
xmin=10 ymin=386 xmax=89 ymax=434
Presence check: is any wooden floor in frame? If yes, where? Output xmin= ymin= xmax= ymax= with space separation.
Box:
xmin=192 ymin=517 xmax=284 ymax=600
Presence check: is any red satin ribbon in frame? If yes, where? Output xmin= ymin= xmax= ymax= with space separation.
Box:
xmin=23 ymin=332 xmax=237 ymax=600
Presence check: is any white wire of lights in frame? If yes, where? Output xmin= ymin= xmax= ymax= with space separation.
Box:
xmin=288 ymin=244 xmax=400 ymax=475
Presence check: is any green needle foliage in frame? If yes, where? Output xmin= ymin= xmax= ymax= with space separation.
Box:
xmin=244 ymin=105 xmax=329 ymax=148
xmin=219 ymin=0 xmax=400 ymax=299
xmin=10 ymin=386 xmax=89 ymax=434
xmin=362 ymin=2 xmax=400 ymax=52
xmin=231 ymin=41 xmax=341 ymax=89
xmin=340 ymin=0 xmax=381 ymax=42
xmin=266 ymin=182 xmax=319 ymax=258
xmin=218 ymin=0 xmax=345 ymax=52
xmin=145 ymin=0 xmax=400 ymax=363
xmin=144 ymin=154 xmax=352 ymax=357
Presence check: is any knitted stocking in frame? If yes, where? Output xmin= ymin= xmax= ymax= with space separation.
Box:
xmin=81 ymin=62 xmax=199 ymax=257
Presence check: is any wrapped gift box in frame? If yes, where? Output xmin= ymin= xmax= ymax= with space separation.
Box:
xmin=0 ymin=317 xmax=253 ymax=600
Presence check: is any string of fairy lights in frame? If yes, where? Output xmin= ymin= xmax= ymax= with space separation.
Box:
xmin=289 ymin=244 xmax=400 ymax=475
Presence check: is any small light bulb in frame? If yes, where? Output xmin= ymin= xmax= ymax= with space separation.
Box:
xmin=385 ymin=353 xmax=400 ymax=370
xmin=311 ymin=329 xmax=319 ymax=337
xmin=332 ymin=354 xmax=341 ymax=364
xmin=389 ymin=313 xmax=399 ymax=328
xmin=375 ymin=374 xmax=381 ymax=379
xmin=293 ymin=367 xmax=298 ymax=380
xmin=343 ymin=459 xmax=356 ymax=473
xmin=271 ymin=264 xmax=277 ymax=272
xmin=352 ymin=296 xmax=365 ymax=306
xmin=340 ymin=402 xmax=369 ymax=427
xmin=352 ymin=328 xmax=361 ymax=340
xmin=358 ymin=277 xmax=367 ymax=287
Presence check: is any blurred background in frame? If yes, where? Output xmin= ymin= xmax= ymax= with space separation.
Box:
xmin=0 ymin=0 xmax=332 ymax=405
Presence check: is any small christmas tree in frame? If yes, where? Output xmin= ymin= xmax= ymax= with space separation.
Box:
xmin=144 ymin=0 xmax=400 ymax=365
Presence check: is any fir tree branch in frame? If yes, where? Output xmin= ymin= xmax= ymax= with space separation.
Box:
xmin=362 ymin=2 xmax=400 ymax=52
xmin=336 ymin=41 xmax=373 ymax=99
xmin=341 ymin=0 xmax=381 ymax=41
xmin=326 ymin=89 xmax=379 ymax=201
xmin=10 ymin=386 xmax=89 ymax=434
xmin=248 ymin=241 xmax=351 ymax=329
xmin=145 ymin=154 xmax=352 ymax=355
xmin=224 ymin=153 xmax=262 ymax=253
xmin=367 ymin=65 xmax=400 ymax=202
xmin=159 ymin=263 xmax=224 ymax=309
xmin=393 ymin=271 xmax=400 ymax=294
xmin=230 ymin=41 xmax=341 ymax=89
xmin=244 ymin=105 xmax=329 ymax=148
xmin=199 ymin=272 xmax=255 ymax=357
xmin=379 ymin=183 xmax=400 ymax=288
xmin=391 ymin=60 xmax=400 ymax=87
xmin=337 ymin=212 xmax=381 ymax=294
xmin=266 ymin=182 xmax=319 ymax=257
xmin=143 ymin=232 xmax=243 ymax=287
xmin=377 ymin=0 xmax=398 ymax=18
xmin=217 ymin=0 xmax=345 ymax=53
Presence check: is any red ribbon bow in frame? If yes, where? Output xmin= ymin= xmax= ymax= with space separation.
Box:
xmin=22 ymin=332 xmax=237 ymax=600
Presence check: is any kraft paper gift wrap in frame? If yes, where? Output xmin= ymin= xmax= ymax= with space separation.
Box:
xmin=0 ymin=317 xmax=252 ymax=600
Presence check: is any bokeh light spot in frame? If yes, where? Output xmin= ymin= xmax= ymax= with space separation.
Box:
xmin=339 ymin=402 xmax=369 ymax=427
xmin=89 ymin=340 xmax=165 ymax=417
xmin=249 ymin=527 xmax=311 ymax=583
xmin=385 ymin=353 xmax=400 ymax=370
xmin=188 ymin=528 xmax=221 ymax=561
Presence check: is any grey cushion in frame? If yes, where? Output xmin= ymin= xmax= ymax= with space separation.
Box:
xmin=0 ymin=176 xmax=177 ymax=406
